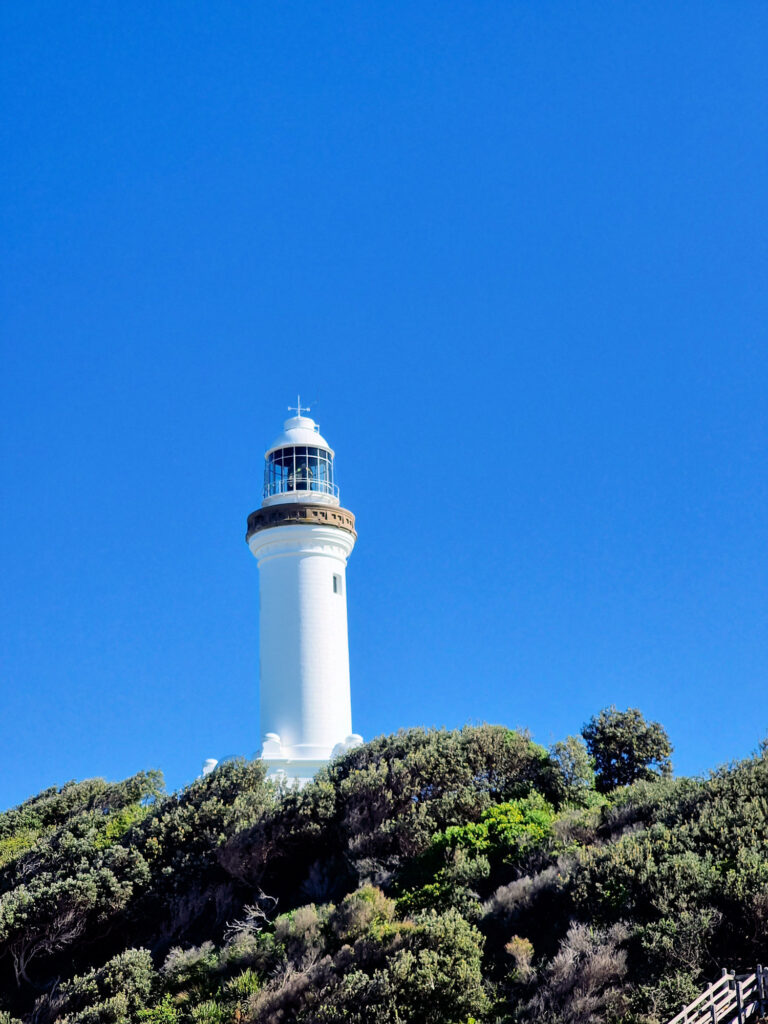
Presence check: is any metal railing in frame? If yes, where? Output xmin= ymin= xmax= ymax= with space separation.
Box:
xmin=263 ymin=480 xmax=339 ymax=499
xmin=666 ymin=967 xmax=768 ymax=1024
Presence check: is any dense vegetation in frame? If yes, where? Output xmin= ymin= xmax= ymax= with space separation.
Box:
xmin=1 ymin=709 xmax=767 ymax=1023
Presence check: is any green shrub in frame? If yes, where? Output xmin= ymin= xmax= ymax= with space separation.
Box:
xmin=432 ymin=792 xmax=555 ymax=863
xmin=56 ymin=948 xmax=155 ymax=1022
xmin=190 ymin=1001 xmax=224 ymax=1024
xmin=136 ymin=996 xmax=179 ymax=1024
xmin=252 ymin=907 xmax=489 ymax=1024
xmin=224 ymin=966 xmax=261 ymax=997
xmin=0 ymin=828 xmax=41 ymax=868
xmin=330 ymin=885 xmax=396 ymax=942
xmin=161 ymin=941 xmax=221 ymax=998
xmin=93 ymin=803 xmax=149 ymax=850
xmin=549 ymin=736 xmax=596 ymax=806
xmin=397 ymin=794 xmax=554 ymax=915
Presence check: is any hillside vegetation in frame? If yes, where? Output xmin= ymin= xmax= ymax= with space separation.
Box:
xmin=1 ymin=712 xmax=767 ymax=1024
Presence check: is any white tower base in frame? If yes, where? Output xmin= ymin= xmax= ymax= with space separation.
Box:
xmin=261 ymin=736 xmax=363 ymax=788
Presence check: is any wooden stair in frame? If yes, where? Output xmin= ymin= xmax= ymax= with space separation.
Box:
xmin=666 ymin=967 xmax=768 ymax=1024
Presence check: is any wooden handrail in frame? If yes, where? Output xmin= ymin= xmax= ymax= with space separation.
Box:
xmin=665 ymin=967 xmax=766 ymax=1024
xmin=666 ymin=973 xmax=733 ymax=1024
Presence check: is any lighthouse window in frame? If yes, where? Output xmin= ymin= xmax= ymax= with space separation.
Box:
xmin=293 ymin=449 xmax=312 ymax=490
xmin=333 ymin=574 xmax=343 ymax=595
xmin=315 ymin=454 xmax=330 ymax=490
xmin=264 ymin=446 xmax=337 ymax=499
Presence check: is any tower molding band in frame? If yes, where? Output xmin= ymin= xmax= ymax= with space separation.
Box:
xmin=246 ymin=503 xmax=356 ymax=541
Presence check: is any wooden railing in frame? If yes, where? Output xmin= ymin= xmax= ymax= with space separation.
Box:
xmin=667 ymin=967 xmax=768 ymax=1024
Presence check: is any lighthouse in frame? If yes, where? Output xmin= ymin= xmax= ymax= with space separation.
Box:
xmin=246 ymin=402 xmax=362 ymax=783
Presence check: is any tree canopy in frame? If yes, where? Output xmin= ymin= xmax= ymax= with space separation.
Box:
xmin=582 ymin=705 xmax=673 ymax=792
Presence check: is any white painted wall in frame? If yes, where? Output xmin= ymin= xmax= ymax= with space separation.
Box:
xmin=248 ymin=523 xmax=357 ymax=764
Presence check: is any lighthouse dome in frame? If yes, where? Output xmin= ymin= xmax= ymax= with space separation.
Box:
xmin=266 ymin=415 xmax=333 ymax=456
xmin=262 ymin=413 xmax=339 ymax=507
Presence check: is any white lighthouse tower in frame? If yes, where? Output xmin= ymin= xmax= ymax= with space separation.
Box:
xmin=246 ymin=402 xmax=362 ymax=784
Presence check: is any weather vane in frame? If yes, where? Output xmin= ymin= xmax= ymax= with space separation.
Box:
xmin=288 ymin=395 xmax=310 ymax=417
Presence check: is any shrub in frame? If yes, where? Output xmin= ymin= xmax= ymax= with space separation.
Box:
xmin=93 ymin=803 xmax=149 ymax=850
xmin=432 ymin=792 xmax=555 ymax=863
xmin=506 ymin=934 xmax=535 ymax=981
xmin=53 ymin=948 xmax=155 ymax=1022
xmin=136 ymin=996 xmax=179 ymax=1024
xmin=190 ymin=1001 xmax=224 ymax=1024
xmin=522 ymin=922 xmax=631 ymax=1023
xmin=0 ymin=828 xmax=42 ymax=869
xmin=483 ymin=860 xmax=571 ymax=928
xmin=249 ymin=907 xmax=489 ymax=1024
xmin=274 ymin=904 xmax=326 ymax=967
xmin=224 ymin=966 xmax=261 ymax=997
xmin=396 ymin=794 xmax=555 ymax=916
xmin=549 ymin=737 xmax=596 ymax=806
xmin=161 ymin=941 xmax=221 ymax=999
xmin=330 ymin=886 xmax=396 ymax=943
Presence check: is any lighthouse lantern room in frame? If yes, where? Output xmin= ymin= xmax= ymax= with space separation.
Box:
xmin=246 ymin=403 xmax=362 ymax=784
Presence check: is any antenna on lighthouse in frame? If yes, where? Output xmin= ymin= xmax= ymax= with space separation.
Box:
xmin=288 ymin=395 xmax=310 ymax=417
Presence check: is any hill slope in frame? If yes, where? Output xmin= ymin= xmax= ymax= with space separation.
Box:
xmin=1 ymin=725 xmax=767 ymax=1023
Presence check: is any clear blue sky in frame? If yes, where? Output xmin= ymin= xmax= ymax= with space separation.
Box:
xmin=1 ymin=3 xmax=766 ymax=811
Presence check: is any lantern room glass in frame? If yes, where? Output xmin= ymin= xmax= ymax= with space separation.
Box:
xmin=263 ymin=446 xmax=338 ymax=499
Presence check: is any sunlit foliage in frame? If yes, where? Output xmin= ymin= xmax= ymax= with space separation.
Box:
xmin=1 ymin=716 xmax=767 ymax=1024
